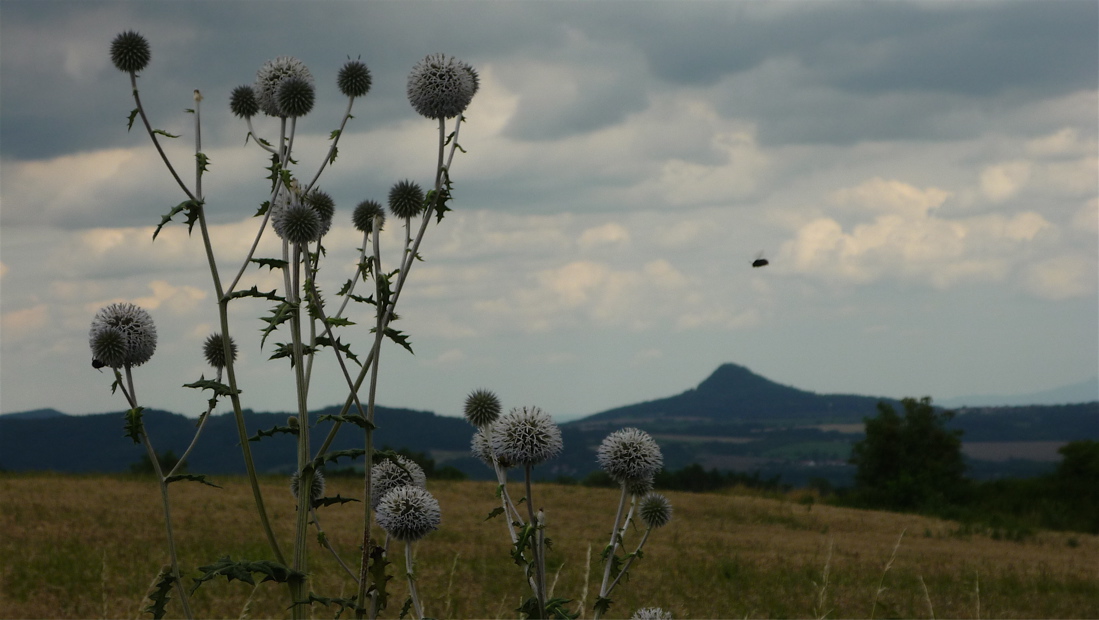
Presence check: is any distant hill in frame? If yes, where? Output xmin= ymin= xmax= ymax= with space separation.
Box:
xmin=572 ymin=363 xmax=895 ymax=432
xmin=2 ymin=363 xmax=1096 ymax=486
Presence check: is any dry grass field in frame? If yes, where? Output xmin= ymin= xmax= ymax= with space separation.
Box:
xmin=2 ymin=473 xmax=1096 ymax=619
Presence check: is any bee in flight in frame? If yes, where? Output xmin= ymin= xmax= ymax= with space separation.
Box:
xmin=92 ymin=358 xmax=106 ymax=371
xmin=752 ymin=251 xmax=769 ymax=268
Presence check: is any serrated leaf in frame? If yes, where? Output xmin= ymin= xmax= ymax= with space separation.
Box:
xmin=153 ymin=199 xmax=203 ymax=240
xmin=183 ymin=377 xmax=238 ymax=397
xmin=313 ymin=494 xmax=361 ymax=509
xmin=329 ymin=129 xmax=342 ymax=141
xmin=124 ymin=407 xmax=145 ymax=444
xmin=314 ymin=336 xmax=361 ymax=366
xmin=592 ymin=596 xmax=614 ymax=617
xmin=143 ymin=568 xmax=174 ymax=619
xmin=152 ymin=129 xmax=180 ymax=139
xmin=250 ymin=257 xmax=287 ymax=271
xmin=248 ymin=424 xmax=298 ymax=442
xmin=127 ymin=108 xmax=140 ymax=131
xmin=255 ymin=200 xmax=270 ymax=217
xmin=328 ymin=145 xmax=338 ymax=165
xmin=317 ymin=414 xmax=374 ymax=430
xmin=545 ymin=597 xmax=580 ymax=620
xmin=324 ymin=316 xmax=355 ymax=327
xmin=195 ymin=152 xmax=210 ymax=174
xmin=165 ymin=473 xmax=222 ymax=488
xmin=191 ymin=556 xmax=305 ymax=594
xmin=383 ymin=327 xmax=413 ymax=355
xmin=295 ymin=592 xmax=365 ymax=617
xmin=228 ymin=286 xmax=283 ymax=302
xmin=309 ymin=449 xmax=366 ymax=470
xmin=399 ymin=595 xmax=413 ymax=619
xmin=485 ymin=506 xmax=505 ymax=521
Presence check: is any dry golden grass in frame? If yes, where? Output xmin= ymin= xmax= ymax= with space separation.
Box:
xmin=1 ymin=473 xmax=1096 ymax=619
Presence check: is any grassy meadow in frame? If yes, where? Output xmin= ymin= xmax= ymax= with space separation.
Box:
xmin=1 ymin=473 xmax=1096 ymax=619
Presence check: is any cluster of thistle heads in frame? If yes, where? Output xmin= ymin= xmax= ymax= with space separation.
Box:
xmin=370 ymin=455 xmax=441 ymax=542
xmin=89 ymin=302 xmax=238 ymax=372
xmin=463 ymin=389 xmax=673 ymax=528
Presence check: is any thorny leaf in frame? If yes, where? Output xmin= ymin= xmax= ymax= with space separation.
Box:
xmin=127 ymin=108 xmax=140 ymax=131
xmin=191 ymin=556 xmax=305 ymax=594
xmin=313 ymin=494 xmax=361 ymax=509
xmin=153 ymin=200 xmax=202 ymax=240
xmin=165 ymin=473 xmax=222 ymax=488
xmin=295 ymin=592 xmax=365 ymax=618
xmin=124 ymin=407 xmax=145 ymax=444
xmin=250 ymin=257 xmax=287 ymax=271
xmin=317 ymin=414 xmax=375 ymax=431
xmin=143 ymin=567 xmax=174 ymax=619
xmin=248 ymin=424 xmax=299 ymax=442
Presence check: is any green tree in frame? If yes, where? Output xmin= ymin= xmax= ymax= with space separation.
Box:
xmin=849 ymin=397 xmax=967 ymax=511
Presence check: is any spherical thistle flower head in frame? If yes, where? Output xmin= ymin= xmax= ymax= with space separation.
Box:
xmin=406 ymin=53 xmax=477 ymax=119
xmin=89 ymin=302 xmax=157 ymax=368
xmin=229 ymin=85 xmax=259 ymax=119
xmin=290 ymin=469 xmax=326 ymax=505
xmin=388 ymin=179 xmax=425 ymax=219
xmin=638 ymin=493 xmax=673 ymax=529
xmin=304 ymin=189 xmax=335 ymax=238
xmin=270 ymin=191 xmax=321 ymax=244
xmin=626 ymin=473 xmax=655 ymax=497
xmin=597 ymin=427 xmax=664 ymax=484
xmin=254 ymin=56 xmax=314 ymax=117
xmin=90 ymin=327 xmax=128 ymax=370
xmin=464 ymin=388 xmax=501 ymax=428
xmin=491 ymin=406 xmax=563 ymax=467
xmin=352 ymin=199 xmax=386 ymax=234
xmin=471 ymin=426 xmax=515 ymax=470
xmin=375 ymin=485 xmax=441 ymax=542
xmin=631 ymin=607 xmax=673 ymax=620
xmin=276 ymin=75 xmax=315 ymax=118
xmin=338 ymin=59 xmax=372 ymax=98
xmin=110 ymin=30 xmax=151 ymax=73
xmin=202 ymin=333 xmax=238 ymax=369
xmin=370 ymin=455 xmax=427 ymax=510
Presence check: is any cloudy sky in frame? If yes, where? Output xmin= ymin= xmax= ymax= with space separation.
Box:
xmin=2 ymin=0 xmax=1096 ymax=421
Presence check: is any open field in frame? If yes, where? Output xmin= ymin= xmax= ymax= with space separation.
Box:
xmin=2 ymin=473 xmax=1097 ymax=619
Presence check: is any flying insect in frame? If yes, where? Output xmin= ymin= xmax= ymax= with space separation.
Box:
xmin=752 ymin=251 xmax=769 ymax=268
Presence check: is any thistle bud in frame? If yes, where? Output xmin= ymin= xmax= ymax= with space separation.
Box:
xmin=110 ymin=31 xmax=151 ymax=73
xmin=89 ymin=303 xmax=157 ymax=368
xmin=352 ymin=200 xmax=386 ymax=234
xmin=230 ymin=85 xmax=259 ymax=119
xmin=638 ymin=493 xmax=673 ymax=529
xmin=338 ymin=59 xmax=372 ymax=98
xmin=276 ymin=76 xmax=315 ymax=118
xmin=388 ymin=179 xmax=425 ymax=219
xmin=406 ymin=53 xmax=477 ymax=120
xmin=202 ymin=333 xmax=237 ymax=369
xmin=463 ymin=389 xmax=501 ymax=427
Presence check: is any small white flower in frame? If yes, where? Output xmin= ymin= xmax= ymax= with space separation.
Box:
xmin=491 ymin=406 xmax=563 ymax=467
xmin=406 ymin=53 xmax=477 ymax=119
xmin=370 ymin=455 xmax=427 ymax=509
xmin=376 ymin=485 xmax=441 ymax=542
xmin=597 ymin=428 xmax=663 ymax=484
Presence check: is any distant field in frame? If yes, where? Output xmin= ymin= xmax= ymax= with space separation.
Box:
xmin=2 ymin=473 xmax=1097 ymax=619
xmin=962 ymin=441 xmax=1067 ymax=462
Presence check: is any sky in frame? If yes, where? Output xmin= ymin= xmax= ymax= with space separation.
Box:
xmin=1 ymin=0 xmax=1097 ymax=422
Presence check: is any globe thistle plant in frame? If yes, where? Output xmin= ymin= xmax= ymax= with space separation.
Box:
xmin=370 ymin=455 xmax=427 ymax=509
xmin=338 ymin=58 xmax=372 ymax=98
xmin=491 ymin=406 xmax=563 ymax=467
xmin=388 ymin=179 xmax=425 ymax=220
xmin=464 ymin=388 xmax=502 ymax=428
xmin=253 ymin=56 xmax=314 ymax=117
xmin=290 ymin=469 xmax=327 ymax=506
xmin=110 ymin=30 xmax=150 ymax=73
xmin=89 ymin=302 xmax=157 ymax=368
xmin=471 ymin=425 xmax=516 ymax=470
xmin=406 ymin=53 xmax=478 ymax=119
xmin=638 ymin=493 xmax=673 ymax=529
xmin=375 ymin=485 xmax=441 ymax=542
xmin=596 ymin=427 xmax=664 ymax=485
xmin=202 ymin=333 xmax=238 ymax=369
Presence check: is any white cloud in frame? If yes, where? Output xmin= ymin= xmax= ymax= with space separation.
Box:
xmin=980 ymin=161 xmax=1032 ymax=203
xmin=1021 ymin=255 xmax=1096 ymax=300
xmin=830 ymin=177 xmax=951 ymax=217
